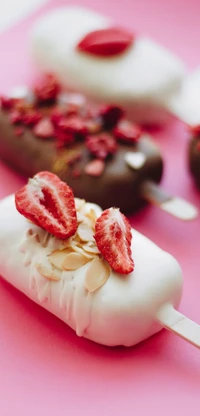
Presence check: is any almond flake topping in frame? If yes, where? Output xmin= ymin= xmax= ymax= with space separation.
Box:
xmin=35 ymin=263 xmax=61 ymax=281
xmin=82 ymin=242 xmax=100 ymax=254
xmin=75 ymin=198 xmax=86 ymax=211
xmin=85 ymin=257 xmax=110 ymax=293
xmin=62 ymin=252 xmax=90 ymax=271
xmin=77 ymin=223 xmax=95 ymax=242
xmin=48 ymin=248 xmax=71 ymax=269
xmin=27 ymin=198 xmax=110 ymax=292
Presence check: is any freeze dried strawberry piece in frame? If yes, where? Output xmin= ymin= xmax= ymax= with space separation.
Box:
xmin=189 ymin=124 xmax=200 ymax=137
xmin=33 ymin=118 xmax=54 ymax=138
xmin=50 ymin=108 xmax=65 ymax=126
xmin=23 ymin=110 xmax=42 ymax=126
xmin=66 ymin=103 xmax=80 ymax=116
xmin=86 ymin=133 xmax=117 ymax=159
xmin=77 ymin=27 xmax=134 ymax=57
xmin=34 ymin=74 xmax=60 ymax=103
xmin=0 ymin=96 xmax=15 ymax=110
xmin=113 ymin=119 xmax=142 ymax=143
xmin=84 ymin=118 xmax=102 ymax=134
xmin=57 ymin=115 xmax=88 ymax=138
xmin=15 ymin=127 xmax=24 ymax=136
xmin=55 ymin=129 xmax=75 ymax=146
xmin=15 ymin=171 xmax=77 ymax=239
xmin=84 ymin=159 xmax=105 ymax=176
xmin=94 ymin=207 xmax=134 ymax=274
xmin=9 ymin=109 xmax=24 ymax=124
xmin=99 ymin=105 xmax=124 ymax=129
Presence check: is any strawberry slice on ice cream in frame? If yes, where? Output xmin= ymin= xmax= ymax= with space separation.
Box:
xmin=94 ymin=207 xmax=134 ymax=274
xmin=15 ymin=171 xmax=77 ymax=239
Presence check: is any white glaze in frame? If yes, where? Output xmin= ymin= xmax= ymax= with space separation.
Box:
xmin=30 ymin=6 xmax=186 ymax=124
xmin=168 ymin=67 xmax=200 ymax=125
xmin=0 ymin=194 xmax=183 ymax=346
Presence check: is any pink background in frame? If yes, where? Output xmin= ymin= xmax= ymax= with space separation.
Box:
xmin=0 ymin=0 xmax=200 ymax=414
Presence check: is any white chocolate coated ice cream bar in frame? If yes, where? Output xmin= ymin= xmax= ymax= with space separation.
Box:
xmin=30 ymin=6 xmax=186 ymax=125
xmin=0 ymin=193 xmax=185 ymax=347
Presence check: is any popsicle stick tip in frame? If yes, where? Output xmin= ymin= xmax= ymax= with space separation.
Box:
xmin=142 ymin=181 xmax=198 ymax=221
xmin=156 ymin=303 xmax=200 ymax=349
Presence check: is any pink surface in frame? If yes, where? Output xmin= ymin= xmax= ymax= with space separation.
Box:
xmin=0 ymin=0 xmax=200 ymax=414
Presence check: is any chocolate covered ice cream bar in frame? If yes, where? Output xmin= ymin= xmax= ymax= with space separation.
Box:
xmin=0 ymin=75 xmax=197 ymax=220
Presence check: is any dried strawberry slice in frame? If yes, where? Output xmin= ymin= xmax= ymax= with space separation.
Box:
xmin=86 ymin=133 xmax=117 ymax=159
xmin=9 ymin=109 xmax=24 ymax=124
xmin=33 ymin=118 xmax=54 ymax=138
xmin=77 ymin=27 xmax=134 ymax=57
xmin=84 ymin=159 xmax=105 ymax=176
xmin=15 ymin=171 xmax=78 ymax=239
xmin=113 ymin=119 xmax=142 ymax=143
xmin=99 ymin=105 xmax=124 ymax=129
xmin=50 ymin=108 xmax=65 ymax=126
xmin=94 ymin=207 xmax=134 ymax=274
xmin=0 ymin=96 xmax=15 ymax=110
xmin=34 ymin=74 xmax=60 ymax=103
xmin=23 ymin=110 xmax=42 ymax=126
xmin=57 ymin=115 xmax=88 ymax=138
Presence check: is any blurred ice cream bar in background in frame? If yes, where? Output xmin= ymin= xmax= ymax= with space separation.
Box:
xmin=30 ymin=6 xmax=187 ymax=125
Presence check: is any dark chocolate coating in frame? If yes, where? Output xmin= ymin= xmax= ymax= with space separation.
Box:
xmin=188 ymin=136 xmax=200 ymax=189
xmin=0 ymin=110 xmax=163 ymax=214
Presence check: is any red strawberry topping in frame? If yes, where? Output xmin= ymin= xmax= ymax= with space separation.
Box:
xmin=86 ymin=133 xmax=117 ymax=159
xmin=0 ymin=96 xmax=15 ymax=110
xmin=94 ymin=207 xmax=134 ymax=274
xmin=77 ymin=27 xmax=134 ymax=57
xmin=9 ymin=109 xmax=24 ymax=124
xmin=84 ymin=159 xmax=105 ymax=176
xmin=50 ymin=108 xmax=64 ymax=126
xmin=99 ymin=105 xmax=124 ymax=129
xmin=15 ymin=171 xmax=78 ymax=239
xmin=113 ymin=119 xmax=142 ymax=143
xmin=34 ymin=74 xmax=60 ymax=103
xmin=189 ymin=124 xmax=200 ymax=137
xmin=33 ymin=118 xmax=54 ymax=138
xmin=57 ymin=115 xmax=88 ymax=138
xmin=23 ymin=110 xmax=42 ymax=126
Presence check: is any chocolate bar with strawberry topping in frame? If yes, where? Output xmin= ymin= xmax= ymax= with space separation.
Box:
xmin=0 ymin=75 xmax=163 ymax=214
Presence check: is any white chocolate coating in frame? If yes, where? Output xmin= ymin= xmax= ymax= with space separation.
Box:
xmin=0 ymin=194 xmax=183 ymax=346
xmin=168 ymin=67 xmax=200 ymax=125
xmin=30 ymin=6 xmax=186 ymax=124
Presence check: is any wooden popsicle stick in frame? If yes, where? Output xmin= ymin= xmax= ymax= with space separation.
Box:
xmin=156 ymin=303 xmax=200 ymax=349
xmin=141 ymin=180 xmax=198 ymax=221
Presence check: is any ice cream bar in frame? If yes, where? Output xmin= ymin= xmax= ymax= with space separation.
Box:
xmin=167 ymin=67 xmax=200 ymax=190
xmin=0 ymin=75 xmax=197 ymax=220
xmin=30 ymin=6 xmax=186 ymax=125
xmin=0 ymin=173 xmax=199 ymax=349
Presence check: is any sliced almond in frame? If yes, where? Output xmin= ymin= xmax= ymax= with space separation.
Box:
xmin=71 ymin=244 xmax=94 ymax=259
xmin=86 ymin=208 xmax=97 ymax=224
xmin=35 ymin=263 xmax=60 ymax=281
xmin=77 ymin=212 xmax=85 ymax=223
xmin=82 ymin=243 xmax=100 ymax=255
xmin=75 ymin=198 xmax=86 ymax=211
xmin=85 ymin=257 xmax=110 ymax=293
xmin=62 ymin=236 xmax=75 ymax=248
xmin=62 ymin=252 xmax=90 ymax=270
xmin=48 ymin=249 xmax=71 ymax=269
xmin=77 ymin=223 xmax=94 ymax=242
